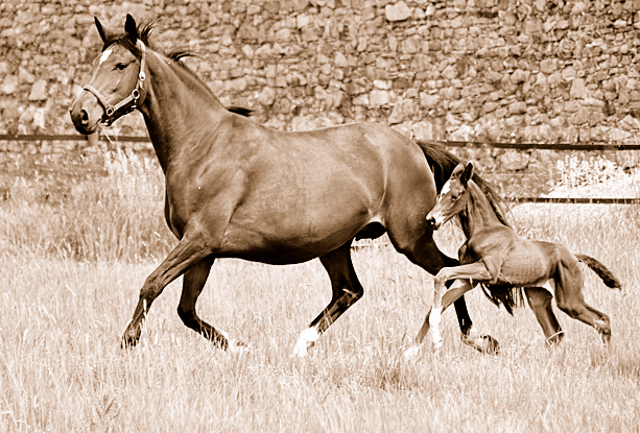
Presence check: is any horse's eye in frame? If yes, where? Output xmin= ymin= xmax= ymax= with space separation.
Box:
xmin=115 ymin=63 xmax=127 ymax=71
xmin=450 ymin=195 xmax=458 ymax=201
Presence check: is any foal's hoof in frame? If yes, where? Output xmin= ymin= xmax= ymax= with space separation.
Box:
xmin=461 ymin=333 xmax=500 ymax=355
xmin=404 ymin=345 xmax=422 ymax=361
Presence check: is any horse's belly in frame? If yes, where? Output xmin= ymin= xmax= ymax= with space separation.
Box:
xmin=218 ymin=213 xmax=372 ymax=264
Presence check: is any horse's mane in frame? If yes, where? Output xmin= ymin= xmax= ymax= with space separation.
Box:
xmin=102 ymin=20 xmax=253 ymax=117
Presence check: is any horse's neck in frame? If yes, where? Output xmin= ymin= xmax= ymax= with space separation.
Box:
xmin=460 ymin=182 xmax=504 ymax=238
xmin=139 ymin=51 xmax=227 ymax=173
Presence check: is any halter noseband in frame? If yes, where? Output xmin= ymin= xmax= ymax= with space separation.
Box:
xmin=83 ymin=40 xmax=147 ymax=126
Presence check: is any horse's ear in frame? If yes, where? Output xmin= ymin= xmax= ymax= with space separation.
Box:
xmin=95 ymin=17 xmax=110 ymax=44
xmin=461 ymin=162 xmax=474 ymax=185
xmin=124 ymin=14 xmax=138 ymax=45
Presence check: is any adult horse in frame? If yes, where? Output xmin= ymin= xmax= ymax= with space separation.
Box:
xmin=70 ymin=15 xmax=500 ymax=356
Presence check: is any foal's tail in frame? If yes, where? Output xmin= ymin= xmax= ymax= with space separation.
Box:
xmin=576 ymin=254 xmax=622 ymax=289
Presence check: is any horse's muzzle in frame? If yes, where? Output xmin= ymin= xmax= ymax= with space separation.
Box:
xmin=69 ymin=92 xmax=103 ymax=135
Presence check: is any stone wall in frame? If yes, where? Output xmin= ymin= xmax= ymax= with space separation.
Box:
xmin=2 ymin=0 xmax=640 ymax=159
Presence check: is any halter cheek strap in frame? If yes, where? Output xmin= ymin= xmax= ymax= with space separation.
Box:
xmin=83 ymin=40 xmax=147 ymax=126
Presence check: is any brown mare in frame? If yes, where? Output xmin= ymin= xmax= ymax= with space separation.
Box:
xmin=70 ymin=15 xmax=503 ymax=356
xmin=406 ymin=162 xmax=621 ymax=355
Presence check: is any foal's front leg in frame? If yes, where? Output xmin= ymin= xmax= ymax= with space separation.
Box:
xmin=429 ymin=263 xmax=492 ymax=351
xmin=404 ymin=279 xmax=473 ymax=359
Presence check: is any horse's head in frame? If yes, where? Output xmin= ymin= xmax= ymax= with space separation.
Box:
xmin=69 ymin=14 xmax=147 ymax=134
xmin=426 ymin=162 xmax=474 ymax=230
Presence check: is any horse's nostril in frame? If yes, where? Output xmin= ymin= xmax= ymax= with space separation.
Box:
xmin=427 ymin=217 xmax=436 ymax=227
xmin=80 ymin=109 xmax=90 ymax=125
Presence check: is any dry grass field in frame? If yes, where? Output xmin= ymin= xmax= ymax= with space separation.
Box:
xmin=1 ymin=150 xmax=639 ymax=432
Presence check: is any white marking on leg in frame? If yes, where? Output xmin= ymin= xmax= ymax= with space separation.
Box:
xmin=292 ymin=326 xmax=320 ymax=358
xmin=219 ymin=329 xmax=249 ymax=355
xmin=429 ymin=308 xmax=443 ymax=350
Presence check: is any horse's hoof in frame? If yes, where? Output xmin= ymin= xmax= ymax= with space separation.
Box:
xmin=291 ymin=341 xmax=314 ymax=358
xmin=292 ymin=327 xmax=320 ymax=358
xmin=462 ymin=333 xmax=500 ymax=355
xmin=228 ymin=339 xmax=250 ymax=355
xmin=218 ymin=330 xmax=249 ymax=354
xmin=432 ymin=338 xmax=443 ymax=352
xmin=120 ymin=332 xmax=140 ymax=349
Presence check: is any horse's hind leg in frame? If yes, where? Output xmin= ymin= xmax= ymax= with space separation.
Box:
xmin=292 ymin=241 xmax=363 ymax=357
xmin=524 ymin=287 xmax=564 ymax=345
xmin=554 ymin=261 xmax=612 ymax=343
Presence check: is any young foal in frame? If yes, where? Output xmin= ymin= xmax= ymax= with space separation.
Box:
xmin=413 ymin=162 xmax=621 ymax=352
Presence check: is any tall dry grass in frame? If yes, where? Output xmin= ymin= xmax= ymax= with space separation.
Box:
xmin=0 ymin=150 xmax=172 ymax=262
xmin=0 ymin=151 xmax=639 ymax=432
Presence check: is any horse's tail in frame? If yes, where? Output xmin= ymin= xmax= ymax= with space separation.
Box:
xmin=575 ymin=254 xmax=622 ymax=290
xmin=479 ymin=284 xmax=525 ymax=315
xmin=414 ymin=139 xmax=461 ymax=192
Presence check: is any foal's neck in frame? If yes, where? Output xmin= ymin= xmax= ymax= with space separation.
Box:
xmin=460 ymin=181 xmax=505 ymax=238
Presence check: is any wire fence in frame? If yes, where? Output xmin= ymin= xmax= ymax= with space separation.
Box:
xmin=2 ymin=133 xmax=640 ymax=204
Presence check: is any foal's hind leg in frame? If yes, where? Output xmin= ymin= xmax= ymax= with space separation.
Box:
xmin=292 ymin=241 xmax=363 ymax=357
xmin=554 ymin=260 xmax=612 ymax=343
xmin=524 ymin=287 xmax=564 ymax=345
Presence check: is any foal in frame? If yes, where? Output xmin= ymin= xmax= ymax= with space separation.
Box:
xmin=412 ymin=162 xmax=621 ymax=352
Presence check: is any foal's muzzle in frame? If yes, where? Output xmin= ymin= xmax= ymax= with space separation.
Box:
xmin=427 ymin=216 xmax=437 ymax=228
xmin=426 ymin=212 xmax=443 ymax=230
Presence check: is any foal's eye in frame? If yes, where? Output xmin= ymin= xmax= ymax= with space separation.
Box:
xmin=115 ymin=63 xmax=127 ymax=71
xmin=450 ymin=195 xmax=458 ymax=201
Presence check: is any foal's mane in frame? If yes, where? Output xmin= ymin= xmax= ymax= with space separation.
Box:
xmin=466 ymin=177 xmax=512 ymax=230
xmin=101 ymin=20 xmax=253 ymax=117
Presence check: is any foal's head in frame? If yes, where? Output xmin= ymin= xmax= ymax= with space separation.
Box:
xmin=426 ymin=162 xmax=474 ymax=230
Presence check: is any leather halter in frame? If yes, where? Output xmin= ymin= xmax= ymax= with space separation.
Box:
xmin=83 ymin=40 xmax=147 ymax=126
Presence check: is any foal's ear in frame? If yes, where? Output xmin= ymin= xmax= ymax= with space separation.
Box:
xmin=95 ymin=17 xmax=110 ymax=44
xmin=461 ymin=162 xmax=474 ymax=185
xmin=124 ymin=14 xmax=138 ymax=45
